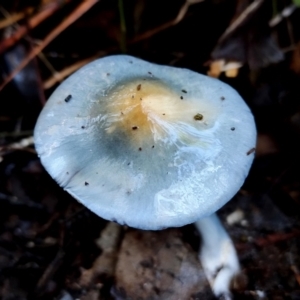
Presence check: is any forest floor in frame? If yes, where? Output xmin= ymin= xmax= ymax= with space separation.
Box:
xmin=1 ymin=0 xmax=300 ymax=299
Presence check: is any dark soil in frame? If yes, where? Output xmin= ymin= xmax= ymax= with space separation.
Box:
xmin=1 ymin=0 xmax=300 ymax=299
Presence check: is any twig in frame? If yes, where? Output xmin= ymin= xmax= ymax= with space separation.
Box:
xmin=43 ymin=53 xmax=105 ymax=89
xmin=217 ymin=0 xmax=265 ymax=44
xmin=36 ymin=212 xmax=61 ymax=235
xmin=236 ymin=229 xmax=300 ymax=251
xmin=0 ymin=1 xmax=69 ymax=55
xmin=0 ymin=7 xmax=34 ymax=29
xmin=0 ymin=136 xmax=35 ymax=157
xmin=130 ymin=0 xmax=204 ymax=44
xmin=0 ymin=0 xmax=99 ymax=92
xmin=0 ymin=130 xmax=33 ymax=138
xmin=285 ymin=14 xmax=296 ymax=48
xmin=269 ymin=4 xmax=298 ymax=27
xmin=4 ymin=136 xmax=34 ymax=150
xmin=43 ymin=0 xmax=204 ymax=89
xmin=34 ymin=249 xmax=65 ymax=295
xmin=254 ymin=230 xmax=300 ymax=247
xmin=291 ymin=265 xmax=300 ymax=286
xmin=38 ymin=51 xmax=62 ymax=86
xmin=0 ymin=192 xmax=44 ymax=210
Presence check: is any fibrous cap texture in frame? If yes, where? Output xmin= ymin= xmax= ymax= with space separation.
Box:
xmin=34 ymin=55 xmax=256 ymax=230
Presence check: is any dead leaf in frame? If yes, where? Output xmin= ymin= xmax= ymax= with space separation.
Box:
xmin=114 ymin=229 xmax=212 ymax=300
xmin=79 ymin=222 xmax=122 ymax=287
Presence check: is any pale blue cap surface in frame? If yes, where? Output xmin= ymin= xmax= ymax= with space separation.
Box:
xmin=34 ymin=55 xmax=256 ymax=230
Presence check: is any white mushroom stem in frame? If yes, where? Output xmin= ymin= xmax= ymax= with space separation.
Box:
xmin=195 ymin=213 xmax=240 ymax=300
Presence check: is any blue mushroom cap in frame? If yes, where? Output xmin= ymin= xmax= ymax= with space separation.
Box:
xmin=34 ymin=55 xmax=256 ymax=230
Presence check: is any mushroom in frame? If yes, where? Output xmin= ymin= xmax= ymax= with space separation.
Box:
xmin=34 ymin=55 xmax=256 ymax=298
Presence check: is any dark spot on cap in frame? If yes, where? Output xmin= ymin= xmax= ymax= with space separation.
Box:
xmin=221 ymin=96 xmax=225 ymax=100
xmin=85 ymin=182 xmax=89 ymax=186
xmin=148 ymin=71 xmax=152 ymax=75
xmin=140 ymin=259 xmax=154 ymax=268
xmin=180 ymin=96 xmax=183 ymax=100
xmin=66 ymin=172 xmax=69 ymax=175
xmin=107 ymin=73 xmax=110 ymax=76
xmin=64 ymin=95 xmax=72 ymax=102
xmin=181 ymin=89 xmax=187 ymax=93
xmin=131 ymin=95 xmax=134 ymax=98
xmin=139 ymin=147 xmax=142 ymax=151
xmin=132 ymin=126 xmax=138 ymax=130
xmin=162 ymin=113 xmax=165 ymax=115
xmin=231 ymin=127 xmax=235 ymax=131
xmin=194 ymin=113 xmax=203 ymax=121
xmin=152 ymin=145 xmax=155 ymax=148
xmin=127 ymin=162 xmax=130 ymax=165
xmin=247 ymin=148 xmax=256 ymax=155
xmin=137 ymin=84 xmax=141 ymax=91
xmin=129 ymin=61 xmax=133 ymax=64
xmin=140 ymin=98 xmax=142 ymax=100
xmin=81 ymin=126 xmax=85 ymax=129
xmin=176 ymin=256 xmax=183 ymax=262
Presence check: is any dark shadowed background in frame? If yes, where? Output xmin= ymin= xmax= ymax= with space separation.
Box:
xmin=0 ymin=0 xmax=300 ymax=299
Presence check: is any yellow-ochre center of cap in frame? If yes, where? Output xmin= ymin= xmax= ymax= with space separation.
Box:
xmin=104 ymin=79 xmax=219 ymax=148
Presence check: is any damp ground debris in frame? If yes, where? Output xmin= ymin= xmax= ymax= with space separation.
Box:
xmin=1 ymin=0 xmax=300 ymax=299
